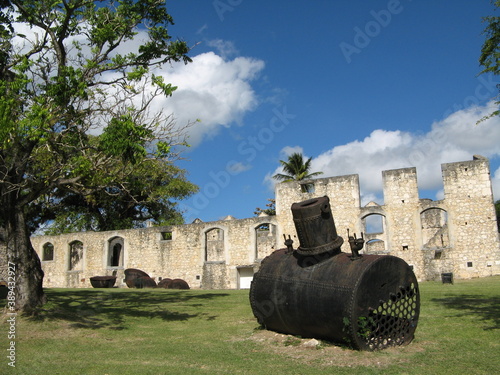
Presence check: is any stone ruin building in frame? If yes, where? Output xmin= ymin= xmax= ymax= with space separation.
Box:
xmin=24 ymin=155 xmax=500 ymax=289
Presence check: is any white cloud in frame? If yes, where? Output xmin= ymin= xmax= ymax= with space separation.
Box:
xmin=263 ymin=171 xmax=276 ymax=192
xmin=227 ymin=161 xmax=252 ymax=174
xmin=12 ymin=17 xmax=264 ymax=148
xmin=153 ymin=52 xmax=265 ymax=147
xmin=360 ymin=192 xmax=381 ymax=207
xmin=279 ymin=145 xmax=304 ymax=158
xmin=266 ymin=101 xmax=500 ymax=201
xmin=206 ymin=39 xmax=239 ymax=58
xmin=311 ymin=129 xmax=415 ymax=193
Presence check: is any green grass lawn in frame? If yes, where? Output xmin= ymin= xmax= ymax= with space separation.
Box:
xmin=1 ymin=276 xmax=499 ymax=375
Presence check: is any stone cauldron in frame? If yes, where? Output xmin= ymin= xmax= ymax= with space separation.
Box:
xmin=157 ymin=278 xmax=190 ymax=289
xmin=134 ymin=276 xmax=157 ymax=288
xmin=166 ymin=278 xmax=190 ymax=289
xmin=157 ymin=278 xmax=172 ymax=288
xmin=90 ymin=276 xmax=116 ymax=288
xmin=124 ymin=268 xmax=150 ymax=288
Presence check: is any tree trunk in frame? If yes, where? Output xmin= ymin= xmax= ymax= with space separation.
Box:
xmin=5 ymin=204 xmax=46 ymax=313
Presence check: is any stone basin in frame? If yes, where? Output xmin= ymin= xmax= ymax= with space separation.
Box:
xmin=90 ymin=276 xmax=117 ymax=288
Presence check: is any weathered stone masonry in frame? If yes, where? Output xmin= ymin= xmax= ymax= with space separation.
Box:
xmin=31 ymin=215 xmax=279 ymax=289
xmin=29 ymin=156 xmax=500 ymax=289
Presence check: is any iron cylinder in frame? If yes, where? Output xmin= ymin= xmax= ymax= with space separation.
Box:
xmin=249 ymin=249 xmax=420 ymax=350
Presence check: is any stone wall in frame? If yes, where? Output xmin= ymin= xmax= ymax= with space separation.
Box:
xmin=29 ymin=156 xmax=500 ymax=289
xmin=31 ymin=216 xmax=279 ymax=289
xmin=275 ymin=174 xmax=361 ymax=248
xmin=440 ymin=156 xmax=500 ymax=278
xmin=273 ymin=155 xmax=500 ymax=281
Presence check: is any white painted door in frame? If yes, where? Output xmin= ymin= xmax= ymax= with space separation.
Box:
xmin=238 ymin=267 xmax=254 ymax=289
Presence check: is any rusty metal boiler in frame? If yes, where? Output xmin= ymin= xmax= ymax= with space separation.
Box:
xmin=249 ymin=196 xmax=420 ymax=351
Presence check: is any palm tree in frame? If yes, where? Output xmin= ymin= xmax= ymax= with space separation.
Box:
xmin=273 ymin=153 xmax=323 ymax=191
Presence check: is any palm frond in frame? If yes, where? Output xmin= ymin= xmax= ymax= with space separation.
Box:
xmin=273 ymin=152 xmax=323 ymax=182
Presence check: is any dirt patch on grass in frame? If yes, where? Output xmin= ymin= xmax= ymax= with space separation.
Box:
xmin=249 ymin=329 xmax=426 ymax=369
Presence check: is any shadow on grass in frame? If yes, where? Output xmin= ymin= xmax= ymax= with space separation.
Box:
xmin=431 ymin=294 xmax=500 ymax=330
xmin=26 ymin=289 xmax=231 ymax=330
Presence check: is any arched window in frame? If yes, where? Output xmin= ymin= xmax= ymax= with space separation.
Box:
xmin=68 ymin=240 xmax=83 ymax=271
xmin=363 ymin=214 xmax=385 ymax=234
xmin=205 ymin=228 xmax=225 ymax=262
xmin=42 ymin=242 xmax=54 ymax=261
xmin=421 ymin=208 xmax=449 ymax=250
xmin=255 ymin=223 xmax=276 ymax=260
xmin=108 ymin=237 xmax=124 ymax=267
xmin=361 ymin=213 xmax=387 ymax=253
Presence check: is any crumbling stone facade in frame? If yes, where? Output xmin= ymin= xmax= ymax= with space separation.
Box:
xmin=32 ymin=215 xmax=279 ymax=289
xmin=30 ymin=156 xmax=500 ymax=289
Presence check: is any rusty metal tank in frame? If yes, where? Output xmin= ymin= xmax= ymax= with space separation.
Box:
xmin=124 ymin=268 xmax=150 ymax=288
xmin=89 ymin=275 xmax=116 ymax=288
xmin=249 ymin=196 xmax=420 ymax=351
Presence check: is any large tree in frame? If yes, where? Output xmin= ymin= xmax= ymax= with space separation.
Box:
xmin=254 ymin=198 xmax=275 ymax=216
xmin=479 ymin=0 xmax=500 ymax=120
xmin=0 ymin=0 xmax=195 ymax=312
xmin=31 ymin=152 xmax=197 ymax=235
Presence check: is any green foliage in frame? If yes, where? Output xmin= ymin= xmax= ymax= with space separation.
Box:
xmin=356 ymin=316 xmax=375 ymax=339
xmin=479 ymin=1 xmax=500 ymax=121
xmin=480 ymin=1 xmax=500 ymax=76
xmin=273 ymin=152 xmax=323 ymax=182
xmin=283 ymin=336 xmax=302 ymax=346
xmin=0 ymin=1 xmax=197 ymax=234
xmin=0 ymin=1 xmax=191 ymax=313
xmin=38 ymin=156 xmax=198 ymax=234
xmin=99 ymin=115 xmax=153 ymax=164
xmin=156 ymin=141 xmax=171 ymax=158
xmin=341 ymin=316 xmax=352 ymax=345
xmin=254 ymin=198 xmax=276 ymax=216
xmin=152 ymin=74 xmax=178 ymax=96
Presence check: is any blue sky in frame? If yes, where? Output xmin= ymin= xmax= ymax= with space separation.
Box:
xmin=157 ymin=0 xmax=500 ymax=223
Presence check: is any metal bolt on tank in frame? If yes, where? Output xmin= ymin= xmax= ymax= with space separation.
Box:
xmin=249 ymin=196 xmax=420 ymax=351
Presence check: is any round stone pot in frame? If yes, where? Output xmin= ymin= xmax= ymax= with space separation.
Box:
xmin=90 ymin=276 xmax=117 ymax=288
xmin=124 ymin=268 xmax=150 ymax=288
